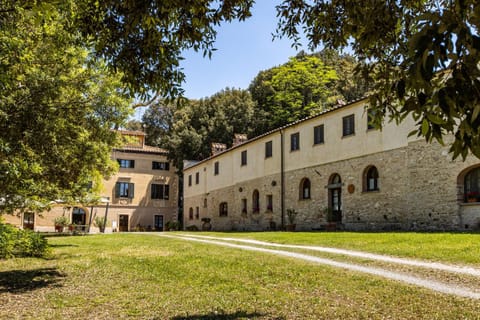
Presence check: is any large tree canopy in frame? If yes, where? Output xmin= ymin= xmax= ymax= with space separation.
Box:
xmin=249 ymin=51 xmax=367 ymax=135
xmin=0 ymin=3 xmax=132 ymax=212
xmin=275 ymin=0 xmax=480 ymax=159
xmin=143 ymin=88 xmax=255 ymax=170
xmin=75 ymin=0 xmax=254 ymax=99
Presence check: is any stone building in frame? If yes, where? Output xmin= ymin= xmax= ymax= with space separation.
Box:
xmin=183 ymin=98 xmax=480 ymax=231
xmin=4 ymin=130 xmax=178 ymax=232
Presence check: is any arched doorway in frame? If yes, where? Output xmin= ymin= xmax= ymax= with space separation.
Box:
xmin=327 ymin=174 xmax=342 ymax=222
xmin=72 ymin=207 xmax=87 ymax=226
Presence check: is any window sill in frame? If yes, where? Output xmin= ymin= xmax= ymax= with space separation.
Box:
xmin=460 ymin=202 xmax=480 ymax=206
xmin=342 ymin=133 xmax=355 ymax=139
xmin=313 ymin=142 xmax=325 ymax=147
xmin=362 ymin=189 xmax=380 ymax=194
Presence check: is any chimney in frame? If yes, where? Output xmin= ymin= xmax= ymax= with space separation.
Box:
xmin=211 ymin=142 xmax=227 ymax=156
xmin=233 ymin=133 xmax=247 ymax=146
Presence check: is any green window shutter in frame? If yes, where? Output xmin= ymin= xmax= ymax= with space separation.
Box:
xmin=129 ymin=183 xmax=135 ymax=198
xmin=115 ymin=182 xmax=121 ymax=198
xmin=164 ymin=185 xmax=169 ymax=199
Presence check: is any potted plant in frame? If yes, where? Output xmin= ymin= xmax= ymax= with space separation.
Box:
xmin=165 ymin=221 xmax=179 ymax=231
xmin=286 ymin=209 xmax=297 ymax=231
xmin=324 ymin=207 xmax=337 ymax=231
xmin=201 ymin=217 xmax=212 ymax=231
xmin=94 ymin=216 xmax=106 ymax=233
xmin=54 ymin=216 xmax=69 ymax=232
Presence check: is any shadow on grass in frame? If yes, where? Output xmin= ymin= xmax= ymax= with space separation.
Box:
xmin=0 ymin=267 xmax=65 ymax=293
xmin=49 ymin=243 xmax=79 ymax=248
xmin=169 ymin=311 xmax=284 ymax=320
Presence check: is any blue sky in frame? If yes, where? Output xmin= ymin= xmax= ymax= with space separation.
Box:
xmin=180 ymin=1 xmax=309 ymax=99
xmin=133 ymin=1 xmax=309 ymax=120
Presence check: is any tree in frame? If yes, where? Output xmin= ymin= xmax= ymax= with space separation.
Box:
xmin=275 ymin=0 xmax=480 ymax=159
xmin=74 ymin=0 xmax=255 ymax=99
xmin=249 ymin=55 xmax=338 ymax=134
xmin=144 ymin=88 xmax=255 ymax=170
xmin=313 ymin=49 xmax=370 ymax=103
xmin=142 ymin=100 xmax=176 ymax=148
xmin=0 ymin=3 xmax=132 ymax=213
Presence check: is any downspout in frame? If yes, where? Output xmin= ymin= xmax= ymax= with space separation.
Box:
xmin=280 ymin=129 xmax=285 ymax=230
xmin=103 ymin=201 xmax=109 ymax=233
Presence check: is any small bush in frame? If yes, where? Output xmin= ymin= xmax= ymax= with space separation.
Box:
xmin=0 ymin=220 xmax=50 ymax=259
xmin=185 ymin=225 xmax=199 ymax=231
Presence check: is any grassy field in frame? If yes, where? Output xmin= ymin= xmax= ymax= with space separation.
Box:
xmin=197 ymin=231 xmax=480 ymax=265
xmin=1 ymin=232 xmax=479 ymax=319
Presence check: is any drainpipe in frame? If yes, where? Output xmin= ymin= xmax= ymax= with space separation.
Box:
xmin=280 ymin=129 xmax=285 ymax=229
xmin=103 ymin=197 xmax=110 ymax=233
xmin=87 ymin=205 xmax=94 ymax=233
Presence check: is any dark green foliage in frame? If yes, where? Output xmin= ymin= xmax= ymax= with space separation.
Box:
xmin=75 ymin=0 xmax=255 ymax=99
xmin=0 ymin=3 xmax=132 ymax=213
xmin=0 ymin=221 xmax=50 ymax=259
xmin=143 ymin=88 xmax=255 ymax=170
xmin=275 ymin=0 xmax=480 ymax=159
xmin=249 ymin=50 xmax=369 ymax=135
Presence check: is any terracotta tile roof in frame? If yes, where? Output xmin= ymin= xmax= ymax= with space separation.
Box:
xmin=116 ymin=130 xmax=146 ymax=136
xmin=115 ymin=145 xmax=168 ymax=155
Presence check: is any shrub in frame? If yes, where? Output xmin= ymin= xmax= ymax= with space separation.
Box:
xmin=94 ymin=216 xmax=106 ymax=232
xmin=0 ymin=220 xmax=50 ymax=259
xmin=185 ymin=225 xmax=199 ymax=231
xmin=54 ymin=215 xmax=69 ymax=226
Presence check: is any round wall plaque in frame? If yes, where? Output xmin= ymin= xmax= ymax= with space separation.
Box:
xmin=347 ymin=184 xmax=355 ymax=194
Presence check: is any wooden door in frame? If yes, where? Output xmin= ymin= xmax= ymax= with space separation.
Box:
xmin=119 ymin=214 xmax=129 ymax=232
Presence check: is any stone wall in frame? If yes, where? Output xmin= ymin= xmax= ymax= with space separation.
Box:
xmin=184 ymin=138 xmax=480 ymax=232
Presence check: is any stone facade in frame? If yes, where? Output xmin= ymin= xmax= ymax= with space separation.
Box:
xmin=183 ymin=99 xmax=480 ymax=232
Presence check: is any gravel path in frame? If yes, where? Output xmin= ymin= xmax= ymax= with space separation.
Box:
xmin=158 ymin=233 xmax=480 ymax=300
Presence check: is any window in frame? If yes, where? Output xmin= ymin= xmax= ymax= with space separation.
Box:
xmin=300 ymin=178 xmax=311 ymax=200
xmin=195 ymin=172 xmax=200 ymax=184
xmin=203 ymin=198 xmax=207 ymax=208
xmin=219 ymin=202 xmax=228 ymax=217
xmin=266 ymin=195 xmax=273 ymax=211
xmin=118 ymin=159 xmax=135 ymax=168
xmin=214 ymin=161 xmax=219 ymax=175
xmin=464 ymin=167 xmax=480 ymax=202
xmin=367 ymin=109 xmax=376 ymax=130
xmin=241 ymin=199 xmax=247 ymax=214
xmin=189 ymin=208 xmax=194 ymax=220
xmin=252 ymin=190 xmax=260 ymax=213
xmin=290 ymin=132 xmax=300 ymax=151
xmin=152 ymin=161 xmax=170 ymax=170
xmin=342 ymin=114 xmax=355 ymax=136
xmin=151 ymin=184 xmax=169 ymax=199
xmin=364 ymin=166 xmax=379 ymax=192
xmin=241 ymin=150 xmax=247 ymax=166
xmin=115 ymin=182 xmax=134 ymax=198
xmin=195 ymin=207 xmax=199 ymax=219
xmin=314 ymin=125 xmax=324 ymax=145
xmin=265 ymin=141 xmax=273 ymax=158
xmin=188 ymin=175 xmax=192 ymax=187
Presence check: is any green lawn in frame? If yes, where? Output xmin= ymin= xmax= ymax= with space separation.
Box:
xmin=1 ymin=232 xmax=479 ymax=319
xmin=197 ymin=231 xmax=480 ymax=265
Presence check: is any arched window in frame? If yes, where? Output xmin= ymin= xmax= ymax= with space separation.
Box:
xmin=300 ymin=178 xmax=311 ymax=199
xmin=219 ymin=202 xmax=228 ymax=217
xmin=72 ymin=207 xmax=86 ymax=225
xmin=252 ymin=190 xmax=260 ymax=213
xmin=189 ymin=207 xmax=194 ymax=220
xmin=464 ymin=167 xmax=480 ymax=202
xmin=364 ymin=166 xmax=379 ymax=192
